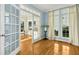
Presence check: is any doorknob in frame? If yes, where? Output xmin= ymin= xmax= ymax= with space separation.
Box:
xmin=0 ymin=34 xmax=5 ymax=37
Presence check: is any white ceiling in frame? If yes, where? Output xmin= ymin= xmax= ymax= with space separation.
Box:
xmin=33 ymin=4 xmax=74 ymax=12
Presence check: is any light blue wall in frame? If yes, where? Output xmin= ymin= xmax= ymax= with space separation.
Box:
xmin=41 ymin=12 xmax=48 ymax=38
xmin=26 ymin=4 xmax=48 ymax=39
xmin=44 ymin=12 xmax=48 ymax=37
xmin=44 ymin=12 xmax=48 ymax=25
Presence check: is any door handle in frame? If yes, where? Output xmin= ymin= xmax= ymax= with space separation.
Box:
xmin=0 ymin=34 xmax=5 ymax=37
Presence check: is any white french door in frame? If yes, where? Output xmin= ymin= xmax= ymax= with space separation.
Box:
xmin=33 ymin=15 xmax=41 ymax=42
xmin=0 ymin=4 xmax=20 ymax=55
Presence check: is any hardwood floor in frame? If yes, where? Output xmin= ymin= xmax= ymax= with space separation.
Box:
xmin=33 ymin=39 xmax=79 ymax=55
xmin=17 ymin=37 xmax=79 ymax=55
xmin=17 ymin=34 xmax=33 ymax=55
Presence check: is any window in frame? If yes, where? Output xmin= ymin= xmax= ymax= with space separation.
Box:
xmin=62 ymin=26 xmax=69 ymax=37
xmin=34 ymin=21 xmax=36 ymax=26
xmin=54 ymin=30 xmax=58 ymax=36
xmin=29 ymin=21 xmax=32 ymax=27
xmin=28 ymin=21 xmax=32 ymax=30
xmin=21 ymin=21 xmax=24 ymax=32
xmin=53 ymin=8 xmax=69 ymax=38
xmin=61 ymin=14 xmax=69 ymax=38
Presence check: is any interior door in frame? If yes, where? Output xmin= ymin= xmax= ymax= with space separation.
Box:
xmin=4 ymin=4 xmax=20 ymax=55
xmin=0 ymin=4 xmax=20 ymax=55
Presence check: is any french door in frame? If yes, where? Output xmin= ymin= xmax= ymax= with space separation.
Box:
xmin=0 ymin=4 xmax=20 ymax=55
xmin=33 ymin=15 xmax=41 ymax=42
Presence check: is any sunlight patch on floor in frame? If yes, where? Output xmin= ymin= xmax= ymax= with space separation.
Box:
xmin=54 ymin=43 xmax=59 ymax=54
xmin=62 ymin=45 xmax=69 ymax=55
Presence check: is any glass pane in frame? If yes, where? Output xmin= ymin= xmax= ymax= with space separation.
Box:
xmin=16 ymin=33 xmax=19 ymax=40
xmin=5 ymin=24 xmax=10 ymax=34
xmin=21 ymin=21 xmax=24 ymax=32
xmin=10 ymin=26 xmax=12 ymax=33
xmin=62 ymin=14 xmax=69 ymax=26
xmin=11 ymin=25 xmax=13 ymax=33
xmin=11 ymin=15 xmax=15 ymax=24
xmin=12 ymin=25 xmax=15 ymax=33
xmin=5 ymin=35 xmax=10 ymax=46
xmin=16 ymin=25 xmax=19 ymax=32
xmin=5 ymin=16 xmax=10 ymax=24
xmin=11 ymin=5 xmax=15 ymax=14
xmin=5 ymin=12 xmax=9 ymax=16
xmin=5 ymin=4 xmax=10 ymax=12
xmin=29 ymin=21 xmax=32 ymax=27
xmin=10 ymin=35 xmax=12 ymax=43
xmin=11 ymin=34 xmax=15 ymax=42
xmin=16 ymin=17 xmax=19 ymax=24
xmin=10 ymin=43 xmax=15 ymax=52
xmin=15 ymin=41 xmax=19 ymax=48
xmin=54 ymin=30 xmax=58 ymax=36
xmin=62 ymin=26 xmax=69 ymax=37
xmin=16 ymin=9 xmax=19 ymax=16
xmin=5 ymin=45 xmax=10 ymax=55
xmin=34 ymin=21 xmax=36 ymax=26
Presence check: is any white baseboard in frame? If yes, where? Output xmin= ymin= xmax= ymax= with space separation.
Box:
xmin=33 ymin=37 xmax=43 ymax=43
xmin=47 ymin=37 xmax=55 ymax=40
xmin=72 ymin=43 xmax=79 ymax=46
xmin=33 ymin=36 xmax=45 ymax=43
xmin=55 ymin=38 xmax=68 ymax=42
xmin=47 ymin=37 xmax=79 ymax=46
xmin=33 ymin=36 xmax=79 ymax=46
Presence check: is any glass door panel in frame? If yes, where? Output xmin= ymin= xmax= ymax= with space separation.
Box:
xmin=5 ymin=4 xmax=10 ymax=12
xmin=5 ymin=35 xmax=10 ymax=46
xmin=4 ymin=45 xmax=10 ymax=55
xmin=4 ymin=4 xmax=20 ymax=55
xmin=5 ymin=24 xmax=11 ymax=34
xmin=5 ymin=16 xmax=10 ymax=24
